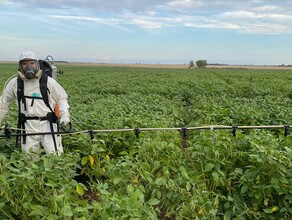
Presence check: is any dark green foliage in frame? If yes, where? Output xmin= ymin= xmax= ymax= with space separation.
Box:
xmin=196 ymin=60 xmax=207 ymax=68
xmin=0 ymin=64 xmax=291 ymax=219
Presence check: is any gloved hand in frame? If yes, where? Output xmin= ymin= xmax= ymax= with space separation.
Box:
xmin=60 ymin=115 xmax=70 ymax=127
xmin=60 ymin=115 xmax=72 ymax=132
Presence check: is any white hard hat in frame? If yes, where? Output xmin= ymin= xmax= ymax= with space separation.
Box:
xmin=19 ymin=51 xmax=38 ymax=62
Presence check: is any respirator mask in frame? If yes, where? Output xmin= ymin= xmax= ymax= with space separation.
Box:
xmin=23 ymin=63 xmax=37 ymax=79
xmin=19 ymin=60 xmax=40 ymax=80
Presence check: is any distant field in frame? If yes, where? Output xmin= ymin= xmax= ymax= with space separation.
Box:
xmin=2 ymin=61 xmax=292 ymax=70
xmin=57 ymin=63 xmax=292 ymax=70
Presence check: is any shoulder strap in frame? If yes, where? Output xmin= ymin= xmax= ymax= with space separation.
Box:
xmin=17 ymin=76 xmax=24 ymax=103
xmin=39 ymin=73 xmax=54 ymax=113
xmin=16 ymin=76 xmax=24 ymax=147
xmin=16 ymin=76 xmax=28 ymax=111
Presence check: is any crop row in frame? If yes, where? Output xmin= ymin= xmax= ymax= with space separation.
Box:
xmin=0 ymin=64 xmax=291 ymax=219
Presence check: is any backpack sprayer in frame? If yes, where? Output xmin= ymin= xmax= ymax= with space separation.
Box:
xmin=38 ymin=55 xmax=71 ymax=133
xmin=40 ymin=55 xmax=64 ymax=81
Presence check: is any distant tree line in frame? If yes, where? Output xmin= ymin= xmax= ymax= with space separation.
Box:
xmin=189 ymin=60 xmax=207 ymax=69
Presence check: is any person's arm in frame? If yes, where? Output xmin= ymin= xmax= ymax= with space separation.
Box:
xmin=49 ymin=79 xmax=70 ymax=125
xmin=0 ymin=78 xmax=17 ymax=126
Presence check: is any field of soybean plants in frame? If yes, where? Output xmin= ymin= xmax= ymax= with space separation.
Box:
xmin=0 ymin=63 xmax=292 ymax=219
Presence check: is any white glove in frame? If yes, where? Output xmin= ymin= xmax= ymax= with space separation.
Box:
xmin=60 ymin=115 xmax=70 ymax=126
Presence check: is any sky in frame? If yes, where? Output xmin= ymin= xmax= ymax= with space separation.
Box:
xmin=0 ymin=0 xmax=292 ymax=65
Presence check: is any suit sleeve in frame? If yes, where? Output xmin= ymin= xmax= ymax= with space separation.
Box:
xmin=48 ymin=78 xmax=70 ymax=121
xmin=0 ymin=78 xmax=17 ymax=122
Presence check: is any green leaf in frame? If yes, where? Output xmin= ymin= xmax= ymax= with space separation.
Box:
xmin=113 ymin=177 xmax=122 ymax=185
xmin=63 ymin=204 xmax=73 ymax=217
xmin=205 ymin=163 xmax=215 ymax=172
xmin=43 ymin=158 xmax=51 ymax=169
xmin=76 ymin=184 xmax=85 ymax=196
xmin=271 ymin=177 xmax=279 ymax=185
xmin=279 ymin=177 xmax=289 ymax=184
xmin=31 ymin=164 xmax=39 ymax=169
xmin=241 ymin=185 xmax=249 ymax=194
xmin=29 ymin=209 xmax=43 ymax=216
xmin=153 ymin=161 xmax=160 ymax=170
xmin=0 ymin=175 xmax=6 ymax=183
xmin=148 ymin=198 xmax=160 ymax=205
xmin=227 ymin=196 xmax=234 ymax=202
xmin=99 ymin=139 xmax=105 ymax=145
xmin=54 ymin=194 xmax=65 ymax=201
xmin=74 ymin=207 xmax=87 ymax=212
xmin=186 ymin=182 xmax=191 ymax=191
xmin=271 ymin=177 xmax=280 ymax=189
xmin=179 ymin=166 xmax=189 ymax=180
xmin=96 ymin=148 xmax=105 ymax=152
xmin=127 ymin=184 xmax=134 ymax=194
xmin=0 ymin=203 xmax=5 ymax=210
xmin=212 ymin=171 xmax=220 ymax=184
xmin=234 ymin=168 xmax=243 ymax=175
xmin=263 ymin=208 xmax=273 ymax=214
xmin=81 ymin=156 xmax=88 ymax=165
xmin=284 ymin=146 xmax=291 ymax=154
xmin=155 ymin=178 xmax=165 ymax=185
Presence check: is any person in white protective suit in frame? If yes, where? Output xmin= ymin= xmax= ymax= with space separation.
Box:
xmin=0 ymin=51 xmax=70 ymax=154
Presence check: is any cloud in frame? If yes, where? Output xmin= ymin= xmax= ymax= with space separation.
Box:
xmin=0 ymin=0 xmax=12 ymax=3
xmin=2 ymin=0 xmax=292 ymax=34
xmin=0 ymin=35 xmax=29 ymax=41
xmin=2 ymin=0 xmax=171 ymax=12
xmin=51 ymin=15 xmax=122 ymax=26
xmin=184 ymin=21 xmax=240 ymax=30
xmin=51 ymin=11 xmax=292 ymax=34
xmin=219 ymin=9 xmax=292 ymax=34
xmin=238 ymin=23 xmax=289 ymax=34
xmin=253 ymin=5 xmax=281 ymax=11
xmin=165 ymin=0 xmax=202 ymax=10
xmin=222 ymin=10 xmax=292 ymax=20
xmin=51 ymin=14 xmax=172 ymax=29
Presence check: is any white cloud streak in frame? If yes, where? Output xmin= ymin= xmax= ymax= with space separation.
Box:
xmin=222 ymin=10 xmax=292 ymax=20
xmin=2 ymin=0 xmax=292 ymax=34
xmin=51 ymin=15 xmax=122 ymax=26
xmin=0 ymin=35 xmax=29 ymax=41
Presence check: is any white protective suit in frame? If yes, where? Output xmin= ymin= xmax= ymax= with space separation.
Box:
xmin=0 ymin=51 xmax=70 ymax=154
